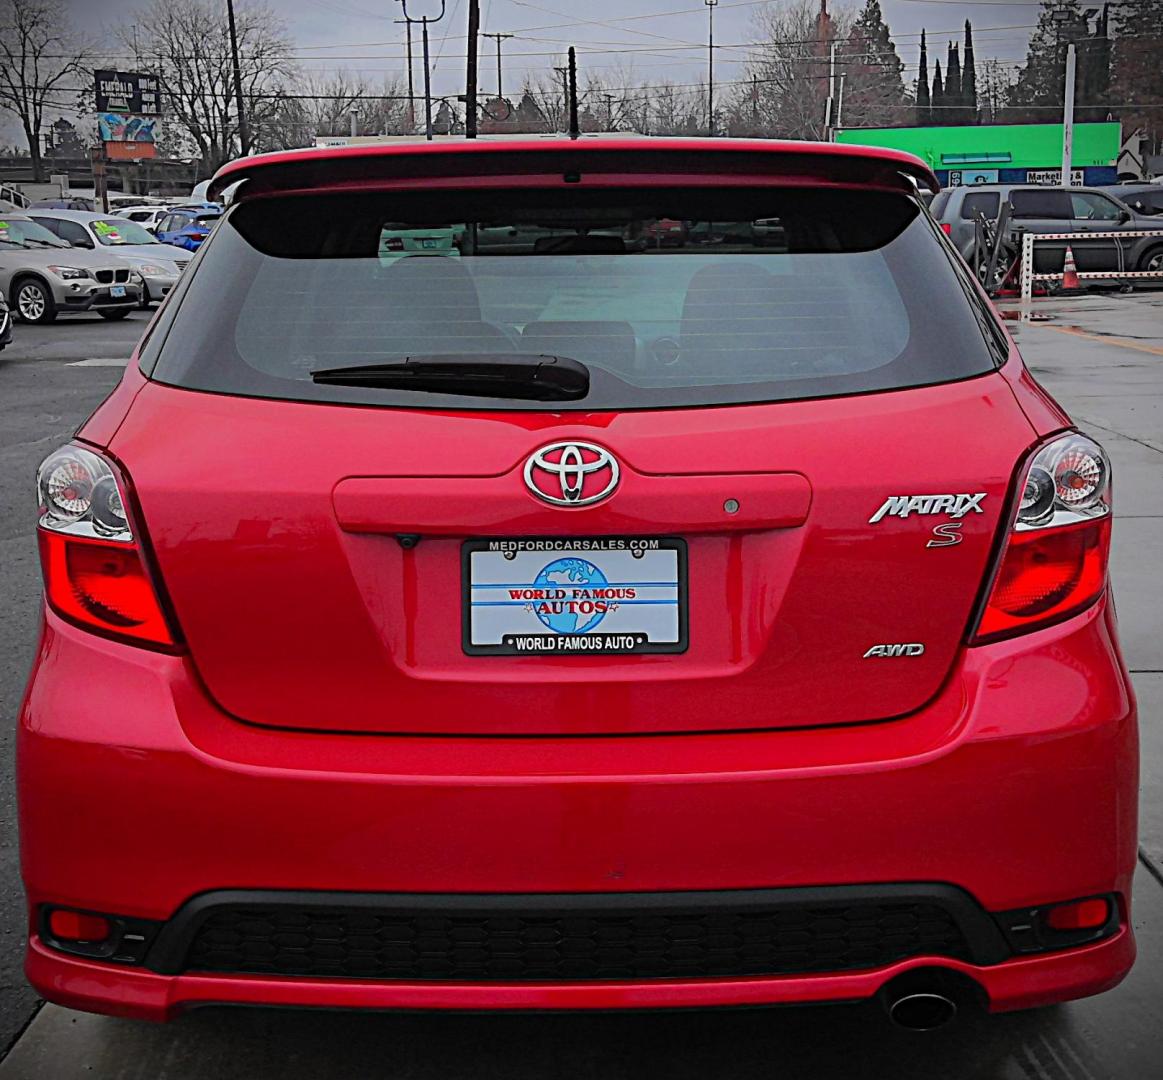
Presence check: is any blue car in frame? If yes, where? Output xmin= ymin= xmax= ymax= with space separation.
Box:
xmin=155 ymin=207 xmax=222 ymax=251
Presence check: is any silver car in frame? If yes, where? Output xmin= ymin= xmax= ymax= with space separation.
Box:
xmin=27 ymin=209 xmax=191 ymax=305
xmin=0 ymin=215 xmax=142 ymax=323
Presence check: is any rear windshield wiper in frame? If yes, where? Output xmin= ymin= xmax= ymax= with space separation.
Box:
xmin=310 ymin=354 xmax=590 ymax=401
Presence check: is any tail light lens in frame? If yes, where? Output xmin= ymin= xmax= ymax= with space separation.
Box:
xmin=36 ymin=444 xmax=179 ymax=649
xmin=940 ymin=222 xmax=952 ymax=236
xmin=974 ymin=432 xmax=1112 ymax=642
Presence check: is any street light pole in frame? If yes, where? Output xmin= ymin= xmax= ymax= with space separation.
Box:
xmin=401 ymin=0 xmax=446 ymax=141
xmin=1062 ymin=42 xmax=1077 ymax=188
xmin=705 ymin=0 xmax=717 ymax=136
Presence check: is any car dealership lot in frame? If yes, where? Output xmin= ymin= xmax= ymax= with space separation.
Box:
xmin=0 ymin=294 xmax=1161 ymax=1077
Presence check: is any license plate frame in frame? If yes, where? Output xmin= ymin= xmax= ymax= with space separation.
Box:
xmin=462 ymin=537 xmax=688 ymax=656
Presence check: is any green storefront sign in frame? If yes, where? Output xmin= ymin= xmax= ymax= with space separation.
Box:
xmin=836 ymin=122 xmax=1121 ymax=186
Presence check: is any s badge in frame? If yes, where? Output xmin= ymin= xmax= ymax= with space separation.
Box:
xmin=926 ymin=522 xmax=964 ymax=548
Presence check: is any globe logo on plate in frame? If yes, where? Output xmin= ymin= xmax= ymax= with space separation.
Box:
xmin=531 ymin=557 xmax=611 ymax=634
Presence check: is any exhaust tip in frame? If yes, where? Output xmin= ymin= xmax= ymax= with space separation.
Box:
xmin=888 ymin=992 xmax=958 ymax=1031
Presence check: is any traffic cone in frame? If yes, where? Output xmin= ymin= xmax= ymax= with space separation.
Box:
xmin=1062 ymin=246 xmax=1081 ymax=291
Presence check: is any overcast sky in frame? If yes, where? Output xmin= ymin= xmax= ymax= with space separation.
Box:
xmin=10 ymin=0 xmax=1046 ymax=146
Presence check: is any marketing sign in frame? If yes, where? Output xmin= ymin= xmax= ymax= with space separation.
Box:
xmin=94 ymin=70 xmax=162 ymax=116
xmin=1027 ymin=169 xmax=1085 ymax=187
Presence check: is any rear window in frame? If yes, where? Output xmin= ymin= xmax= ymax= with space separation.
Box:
xmin=149 ymin=187 xmax=1002 ymax=411
xmin=960 ymin=191 xmax=1000 ymax=220
xmin=1009 ymin=189 xmax=1073 ymax=220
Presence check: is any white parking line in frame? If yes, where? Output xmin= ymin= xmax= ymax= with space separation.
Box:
xmin=67 ymin=358 xmax=130 ymax=367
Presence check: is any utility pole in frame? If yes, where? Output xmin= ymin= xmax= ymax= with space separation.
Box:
xmin=824 ymin=41 xmax=837 ymax=140
xmin=836 ymin=73 xmax=846 ymax=135
xmin=1062 ymin=41 xmax=1076 ymax=188
xmin=553 ymin=63 xmax=569 ymax=131
xmin=465 ymin=0 xmax=480 ymax=138
xmin=567 ymin=46 xmax=579 ymax=139
xmin=225 ymin=0 xmax=250 ymax=155
xmin=484 ymin=32 xmax=513 ymax=100
xmin=401 ymin=0 xmax=447 ymax=141
xmin=705 ymin=0 xmax=717 ymax=136
xmin=397 ymin=11 xmax=416 ymax=132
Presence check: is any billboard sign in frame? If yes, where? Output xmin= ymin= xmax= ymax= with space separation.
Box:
xmin=97 ymin=113 xmax=158 ymax=160
xmin=98 ymin=113 xmax=157 ymax=144
xmin=95 ymin=70 xmax=162 ymax=116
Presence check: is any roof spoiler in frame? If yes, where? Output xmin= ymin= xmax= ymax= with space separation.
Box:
xmin=207 ymin=139 xmax=939 ymax=204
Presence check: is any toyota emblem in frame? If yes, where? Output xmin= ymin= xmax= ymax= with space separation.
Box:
xmin=523 ymin=442 xmax=620 ymax=507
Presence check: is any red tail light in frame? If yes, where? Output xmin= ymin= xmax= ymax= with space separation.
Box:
xmin=940 ymin=222 xmax=952 ymax=236
xmin=974 ymin=433 xmax=1112 ymax=643
xmin=36 ymin=444 xmax=179 ymax=650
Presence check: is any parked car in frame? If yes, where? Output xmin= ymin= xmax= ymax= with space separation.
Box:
xmin=113 ymin=205 xmax=172 ymax=234
xmin=19 ymin=138 xmax=1136 ymax=1025
xmin=108 ymin=195 xmax=165 ymax=211
xmin=642 ymin=218 xmax=687 ymax=247
xmin=28 ymin=209 xmax=191 ymax=306
xmin=0 ymin=287 xmax=12 ymax=350
xmin=930 ymin=184 xmax=1163 ymax=274
xmin=155 ymin=206 xmax=223 ymax=250
xmin=1097 ymin=183 xmax=1163 ymax=218
xmin=379 ymin=224 xmax=460 ymax=258
xmin=29 ymin=197 xmax=97 ymax=212
xmin=0 ymin=214 xmax=141 ymax=323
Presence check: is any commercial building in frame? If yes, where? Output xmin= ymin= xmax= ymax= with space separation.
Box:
xmin=835 ymin=122 xmax=1121 ymax=188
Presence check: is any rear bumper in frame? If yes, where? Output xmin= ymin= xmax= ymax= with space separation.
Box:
xmin=26 ymin=929 xmax=1134 ymax=1022
xmin=18 ymin=597 xmax=1138 ymax=1019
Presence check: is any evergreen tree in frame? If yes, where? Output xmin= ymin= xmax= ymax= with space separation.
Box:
xmin=1008 ymin=2 xmax=1102 ymax=122
xmin=916 ymin=28 xmax=930 ymax=125
xmin=1081 ymin=3 xmax=1111 ymax=124
xmin=945 ymin=41 xmax=963 ymax=123
xmin=1111 ymin=0 xmax=1162 ymax=146
xmin=931 ymin=58 xmax=944 ymax=118
xmin=840 ymin=0 xmax=908 ymax=128
xmin=963 ymin=20 xmax=978 ymax=124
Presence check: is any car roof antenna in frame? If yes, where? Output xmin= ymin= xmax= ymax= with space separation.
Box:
xmin=568 ymin=46 xmax=580 ymax=140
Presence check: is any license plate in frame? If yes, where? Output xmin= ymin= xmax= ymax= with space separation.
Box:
xmin=110 ymin=285 xmax=126 ymax=298
xmin=463 ymin=537 xmax=687 ymax=655
xmin=421 ymin=238 xmax=437 ymax=249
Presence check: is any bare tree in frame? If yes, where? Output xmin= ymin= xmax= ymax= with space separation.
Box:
xmin=0 ymin=0 xmax=90 ymax=180
xmin=729 ymin=0 xmax=853 ymax=140
xmin=267 ymin=72 xmax=413 ymax=148
xmin=645 ymin=80 xmax=706 ymax=136
xmin=126 ymin=0 xmax=295 ymax=172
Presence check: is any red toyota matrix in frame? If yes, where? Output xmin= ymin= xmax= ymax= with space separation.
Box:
xmin=19 ymin=138 xmax=1137 ymax=1026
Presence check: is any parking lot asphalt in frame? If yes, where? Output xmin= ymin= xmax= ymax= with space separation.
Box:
xmin=0 ymin=296 xmax=1160 ymax=1077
